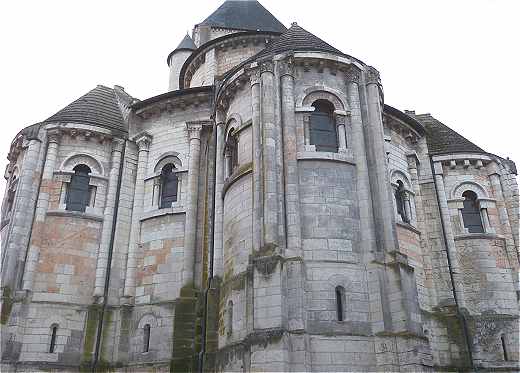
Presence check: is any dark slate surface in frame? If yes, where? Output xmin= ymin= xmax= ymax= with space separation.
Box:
xmin=256 ymin=23 xmax=344 ymax=58
xmin=199 ymin=0 xmax=286 ymax=33
xmin=44 ymin=85 xmax=127 ymax=133
xmin=413 ymin=113 xmax=485 ymax=155
xmin=175 ymin=34 xmax=196 ymax=51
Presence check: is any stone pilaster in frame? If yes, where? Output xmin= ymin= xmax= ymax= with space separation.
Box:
xmin=183 ymin=122 xmax=202 ymax=286
xmin=260 ymin=61 xmax=279 ymax=248
xmin=123 ymin=133 xmax=152 ymax=298
xmin=335 ymin=112 xmax=347 ymax=151
xmin=279 ymin=58 xmax=302 ymax=257
xmin=21 ymin=129 xmax=61 ymax=291
xmin=93 ymin=138 xmax=125 ymax=297
xmin=250 ymin=68 xmax=263 ymax=252
xmin=213 ymin=114 xmax=225 ymax=278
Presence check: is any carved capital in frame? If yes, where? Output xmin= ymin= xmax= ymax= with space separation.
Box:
xmin=249 ymin=68 xmax=261 ymax=86
xmin=186 ymin=122 xmax=203 ymax=141
xmin=365 ymin=66 xmax=381 ymax=85
xmin=112 ymin=138 xmax=125 ymax=153
xmin=335 ymin=114 xmax=346 ymax=126
xmin=278 ymin=56 xmax=294 ymax=77
xmin=47 ymin=129 xmax=62 ymax=145
xmin=345 ymin=67 xmax=360 ymax=84
xmin=134 ymin=133 xmax=152 ymax=151
xmin=260 ymin=61 xmax=274 ymax=74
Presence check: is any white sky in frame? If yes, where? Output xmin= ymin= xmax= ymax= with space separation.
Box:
xmin=1 ymin=0 xmax=519 ymax=199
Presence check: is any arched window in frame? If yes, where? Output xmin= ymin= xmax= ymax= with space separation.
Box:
xmin=395 ymin=180 xmax=409 ymax=224
xmin=143 ymin=324 xmax=151 ymax=353
xmin=310 ymin=100 xmax=338 ymax=153
xmin=49 ymin=325 xmax=58 ymax=353
xmin=6 ymin=175 xmax=18 ymax=214
xmin=501 ymin=334 xmax=508 ymax=361
xmin=225 ymin=129 xmax=238 ymax=178
xmin=335 ymin=286 xmax=345 ymax=322
xmin=66 ymin=165 xmax=92 ymax=212
xmin=160 ymin=164 xmax=178 ymax=208
xmin=461 ymin=191 xmax=484 ymax=233
xmin=226 ymin=300 xmax=233 ymax=336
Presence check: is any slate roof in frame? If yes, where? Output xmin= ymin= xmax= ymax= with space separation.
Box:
xmin=175 ymin=34 xmax=196 ymax=52
xmin=199 ymin=0 xmax=286 ymax=33
xmin=44 ymin=85 xmax=128 ymax=133
xmin=412 ymin=113 xmax=485 ymax=155
xmin=255 ymin=22 xmax=344 ymax=58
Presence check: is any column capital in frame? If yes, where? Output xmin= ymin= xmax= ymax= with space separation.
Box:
xmin=249 ymin=68 xmax=261 ymax=86
xmin=111 ymin=138 xmax=125 ymax=153
xmin=133 ymin=133 xmax=152 ymax=151
xmin=47 ymin=129 xmax=62 ymax=144
xmin=278 ymin=56 xmax=295 ymax=77
xmin=365 ymin=66 xmax=381 ymax=85
xmin=186 ymin=122 xmax=203 ymax=140
xmin=260 ymin=61 xmax=274 ymax=74
xmin=345 ymin=67 xmax=361 ymax=84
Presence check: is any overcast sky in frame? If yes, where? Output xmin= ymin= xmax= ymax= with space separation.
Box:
xmin=1 ymin=0 xmax=519 ymax=199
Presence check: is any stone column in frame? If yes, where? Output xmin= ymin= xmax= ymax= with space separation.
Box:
xmin=346 ymin=69 xmax=376 ymax=252
xmin=280 ymin=58 xmax=302 ymax=256
xmin=3 ymin=136 xmax=42 ymax=290
xmin=404 ymin=194 xmax=412 ymax=224
xmin=21 ymin=129 xmax=60 ymax=291
xmin=123 ymin=134 xmax=151 ymax=298
xmin=213 ymin=116 xmax=225 ymax=278
xmin=335 ymin=113 xmax=347 ymax=152
xmin=260 ymin=61 xmax=279 ymax=247
xmin=183 ymin=122 xmax=202 ymax=286
xmin=433 ymin=161 xmax=467 ymax=309
xmin=251 ymin=68 xmax=263 ymax=252
xmin=364 ymin=67 xmax=397 ymax=252
xmin=93 ymin=138 xmax=124 ymax=297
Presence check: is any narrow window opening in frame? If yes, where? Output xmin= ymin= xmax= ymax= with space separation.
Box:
xmin=49 ymin=325 xmax=58 ymax=353
xmin=225 ymin=129 xmax=239 ymax=178
xmin=395 ymin=180 xmax=409 ymax=223
xmin=335 ymin=286 xmax=344 ymax=322
xmin=501 ymin=334 xmax=508 ymax=361
xmin=227 ymin=301 xmax=233 ymax=336
xmin=143 ymin=324 xmax=151 ymax=353
xmin=310 ymin=100 xmax=338 ymax=153
xmin=66 ymin=164 xmax=92 ymax=212
xmin=461 ymin=191 xmax=484 ymax=233
xmin=160 ymin=164 xmax=178 ymax=208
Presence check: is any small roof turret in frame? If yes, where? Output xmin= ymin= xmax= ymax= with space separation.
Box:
xmin=175 ymin=34 xmax=196 ymax=52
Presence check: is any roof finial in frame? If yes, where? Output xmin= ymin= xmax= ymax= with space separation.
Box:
xmin=291 ymin=22 xmax=298 ymax=26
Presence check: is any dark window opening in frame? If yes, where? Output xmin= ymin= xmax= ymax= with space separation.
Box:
xmin=225 ymin=129 xmax=239 ymax=176
xmin=501 ymin=334 xmax=508 ymax=361
xmin=49 ymin=326 xmax=58 ymax=353
xmin=395 ymin=181 xmax=409 ymax=223
xmin=66 ymin=165 xmax=92 ymax=212
xmin=143 ymin=324 xmax=151 ymax=353
xmin=335 ymin=286 xmax=345 ymax=322
xmin=310 ymin=100 xmax=338 ymax=153
xmin=227 ymin=301 xmax=233 ymax=336
xmin=160 ymin=164 xmax=178 ymax=209
xmin=6 ymin=177 xmax=17 ymax=214
xmin=461 ymin=191 xmax=484 ymax=233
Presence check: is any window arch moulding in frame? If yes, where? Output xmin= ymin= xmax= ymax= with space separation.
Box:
xmin=60 ymin=154 xmax=104 ymax=176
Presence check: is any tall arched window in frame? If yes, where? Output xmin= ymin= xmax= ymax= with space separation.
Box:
xmin=6 ymin=175 xmax=18 ymax=214
xmin=226 ymin=300 xmax=233 ymax=336
xmin=143 ymin=324 xmax=151 ymax=353
xmin=49 ymin=325 xmax=58 ymax=353
xmin=310 ymin=100 xmax=338 ymax=153
xmin=461 ymin=191 xmax=484 ymax=233
xmin=225 ymin=129 xmax=238 ymax=178
xmin=160 ymin=164 xmax=178 ymax=209
xmin=395 ymin=181 xmax=409 ymax=223
xmin=335 ymin=286 xmax=345 ymax=322
xmin=66 ymin=164 xmax=92 ymax=212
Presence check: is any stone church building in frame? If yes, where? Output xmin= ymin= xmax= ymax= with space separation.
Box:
xmin=1 ymin=0 xmax=519 ymax=371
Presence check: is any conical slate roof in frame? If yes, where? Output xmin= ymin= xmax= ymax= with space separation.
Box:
xmin=256 ymin=22 xmax=344 ymax=58
xmin=174 ymin=34 xmax=196 ymax=52
xmin=413 ymin=113 xmax=485 ymax=155
xmin=44 ymin=85 xmax=127 ymax=133
xmin=199 ymin=0 xmax=286 ymax=33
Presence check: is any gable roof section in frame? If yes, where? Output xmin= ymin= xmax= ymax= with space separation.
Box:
xmin=44 ymin=85 xmax=128 ymax=133
xmin=199 ymin=0 xmax=286 ymax=33
xmin=256 ymin=22 xmax=343 ymax=58
xmin=413 ymin=113 xmax=485 ymax=155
